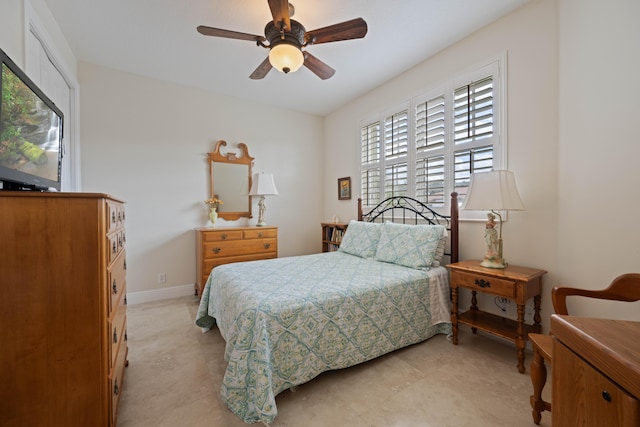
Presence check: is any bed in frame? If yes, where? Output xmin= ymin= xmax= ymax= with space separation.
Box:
xmin=195 ymin=194 xmax=459 ymax=425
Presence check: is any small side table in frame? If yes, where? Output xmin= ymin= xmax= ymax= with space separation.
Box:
xmin=448 ymin=260 xmax=547 ymax=373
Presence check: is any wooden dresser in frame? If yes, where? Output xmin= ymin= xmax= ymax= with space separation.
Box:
xmin=0 ymin=192 xmax=128 ymax=426
xmin=195 ymin=226 xmax=278 ymax=296
xmin=551 ymin=315 xmax=640 ymax=426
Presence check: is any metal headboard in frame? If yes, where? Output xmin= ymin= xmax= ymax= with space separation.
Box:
xmin=357 ymin=193 xmax=459 ymax=263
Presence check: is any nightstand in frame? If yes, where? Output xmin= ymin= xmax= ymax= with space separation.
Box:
xmin=448 ymin=260 xmax=547 ymax=373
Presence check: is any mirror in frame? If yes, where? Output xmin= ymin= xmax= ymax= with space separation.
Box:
xmin=209 ymin=140 xmax=253 ymax=220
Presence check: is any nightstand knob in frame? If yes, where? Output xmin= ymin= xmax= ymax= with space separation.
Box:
xmin=258 ymin=232 xmax=263 ymax=238
xmin=602 ymin=390 xmax=612 ymax=402
xmin=212 ymin=247 xmax=221 ymax=254
xmin=221 ymin=233 xmax=227 ymax=240
xmin=475 ymin=278 xmax=491 ymax=288
xmin=264 ymin=243 xmax=270 ymax=249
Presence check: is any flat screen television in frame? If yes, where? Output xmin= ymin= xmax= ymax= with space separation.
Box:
xmin=0 ymin=47 xmax=63 ymax=191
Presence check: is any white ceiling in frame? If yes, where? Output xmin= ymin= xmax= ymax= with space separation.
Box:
xmin=43 ymin=0 xmax=529 ymax=116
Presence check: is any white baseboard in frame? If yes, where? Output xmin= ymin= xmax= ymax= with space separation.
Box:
xmin=126 ymin=284 xmax=196 ymax=305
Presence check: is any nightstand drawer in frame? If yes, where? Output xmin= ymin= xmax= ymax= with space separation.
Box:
xmin=453 ymin=271 xmax=516 ymax=298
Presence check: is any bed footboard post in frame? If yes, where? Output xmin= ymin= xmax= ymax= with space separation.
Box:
xmin=450 ymin=192 xmax=459 ymax=263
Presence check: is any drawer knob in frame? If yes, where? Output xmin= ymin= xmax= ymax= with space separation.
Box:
xmin=475 ymin=278 xmax=491 ymax=288
xmin=112 ymin=279 xmax=118 ymax=294
xmin=264 ymin=243 xmax=270 ymax=249
xmin=113 ymin=328 xmax=118 ymax=344
xmin=221 ymin=233 xmax=227 ymax=240
xmin=602 ymin=390 xmax=612 ymax=402
xmin=212 ymin=247 xmax=221 ymax=254
xmin=113 ymin=381 xmax=119 ymax=396
xmin=258 ymin=232 xmax=264 ymax=238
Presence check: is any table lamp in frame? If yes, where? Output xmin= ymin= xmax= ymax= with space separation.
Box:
xmin=462 ymin=170 xmax=525 ymax=268
xmin=249 ymin=172 xmax=279 ymax=226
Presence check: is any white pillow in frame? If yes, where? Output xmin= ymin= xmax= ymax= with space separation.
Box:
xmin=374 ymin=222 xmax=446 ymax=270
xmin=338 ymin=220 xmax=382 ymax=259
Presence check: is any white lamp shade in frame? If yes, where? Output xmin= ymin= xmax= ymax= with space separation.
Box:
xmin=462 ymin=170 xmax=525 ymax=211
xmin=249 ymin=172 xmax=279 ymax=196
xmin=269 ymin=43 xmax=304 ymax=73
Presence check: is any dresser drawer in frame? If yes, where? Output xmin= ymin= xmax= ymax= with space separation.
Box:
xmin=107 ymin=201 xmax=125 ymax=232
xmin=201 ymin=229 xmax=243 ymax=242
xmin=110 ymin=331 xmax=128 ymax=426
xmin=108 ymin=250 xmax=126 ymax=313
xmin=107 ymin=230 xmax=126 ymax=264
xmin=110 ymin=303 xmax=127 ymax=368
xmin=452 ymin=271 xmax=516 ymax=298
xmin=202 ymin=238 xmax=276 ymax=259
xmin=244 ymin=228 xmax=277 ymax=239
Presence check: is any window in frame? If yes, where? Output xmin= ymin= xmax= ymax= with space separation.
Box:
xmin=360 ymin=57 xmax=504 ymax=214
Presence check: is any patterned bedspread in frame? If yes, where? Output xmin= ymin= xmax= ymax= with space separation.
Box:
xmin=195 ymin=251 xmax=452 ymax=425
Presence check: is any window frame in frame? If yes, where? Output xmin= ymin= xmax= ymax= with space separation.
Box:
xmin=358 ymin=54 xmax=507 ymax=221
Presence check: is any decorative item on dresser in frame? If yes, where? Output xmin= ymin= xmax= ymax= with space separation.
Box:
xmin=321 ymin=222 xmax=349 ymax=252
xmin=248 ymin=172 xmax=279 ymax=227
xmin=551 ymin=315 xmax=640 ymax=427
xmin=448 ymin=260 xmax=546 ymax=374
xmin=0 ymin=192 xmax=128 ymax=426
xmin=194 ymin=226 xmax=278 ymax=297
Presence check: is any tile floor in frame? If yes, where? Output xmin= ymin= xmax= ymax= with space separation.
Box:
xmin=117 ymin=296 xmax=550 ymax=427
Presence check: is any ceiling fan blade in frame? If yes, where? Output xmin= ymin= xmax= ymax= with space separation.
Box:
xmin=305 ymin=18 xmax=368 ymax=45
xmin=268 ymin=0 xmax=291 ymax=31
xmin=303 ymin=52 xmax=335 ymax=80
xmin=197 ymin=26 xmax=266 ymax=43
xmin=249 ymin=56 xmax=273 ymax=80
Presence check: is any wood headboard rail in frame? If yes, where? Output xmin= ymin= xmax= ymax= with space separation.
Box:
xmin=357 ymin=193 xmax=459 ymax=263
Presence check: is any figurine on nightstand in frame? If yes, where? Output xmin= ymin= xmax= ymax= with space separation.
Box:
xmin=481 ymin=212 xmax=505 ymax=268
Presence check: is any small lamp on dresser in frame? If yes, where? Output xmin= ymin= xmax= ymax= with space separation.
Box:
xmin=249 ymin=172 xmax=279 ymax=226
xmin=462 ymin=170 xmax=525 ymax=268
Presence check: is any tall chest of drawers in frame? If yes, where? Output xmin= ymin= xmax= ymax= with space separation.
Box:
xmin=0 ymin=192 xmax=128 ymax=426
xmin=195 ymin=226 xmax=278 ymax=297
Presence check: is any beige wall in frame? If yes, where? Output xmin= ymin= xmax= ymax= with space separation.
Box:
xmin=324 ymin=0 xmax=640 ymax=329
xmin=324 ymin=0 xmax=560 ymax=327
xmin=3 ymin=0 xmax=639 ymax=322
xmin=78 ymin=63 xmax=324 ymax=293
xmin=557 ymin=0 xmax=640 ymax=319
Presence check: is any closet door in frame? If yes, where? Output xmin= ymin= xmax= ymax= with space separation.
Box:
xmin=25 ymin=22 xmax=79 ymax=191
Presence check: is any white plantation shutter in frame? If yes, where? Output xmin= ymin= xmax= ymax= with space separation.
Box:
xmin=415 ymin=95 xmax=446 ymax=206
xmin=384 ymin=110 xmax=408 ymax=159
xmin=416 ymin=96 xmax=445 ymax=152
xmin=384 ymin=163 xmax=408 ymax=198
xmin=454 ymin=77 xmax=494 ymax=144
xmin=453 ymin=146 xmax=493 ymax=201
xmin=453 ymin=76 xmax=495 ymax=204
xmin=416 ymin=155 xmax=445 ymax=206
xmin=360 ymin=58 xmax=503 ymax=211
xmin=361 ymin=122 xmax=381 ymax=206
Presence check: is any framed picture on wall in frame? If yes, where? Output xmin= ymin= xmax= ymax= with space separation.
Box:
xmin=338 ymin=177 xmax=351 ymax=200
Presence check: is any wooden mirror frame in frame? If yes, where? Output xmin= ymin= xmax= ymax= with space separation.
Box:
xmin=208 ymin=140 xmax=254 ymax=220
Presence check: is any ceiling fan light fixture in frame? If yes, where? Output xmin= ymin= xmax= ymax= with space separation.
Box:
xmin=269 ymin=42 xmax=304 ymax=74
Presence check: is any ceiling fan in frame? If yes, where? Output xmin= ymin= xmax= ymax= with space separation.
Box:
xmin=197 ymin=0 xmax=368 ymax=80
